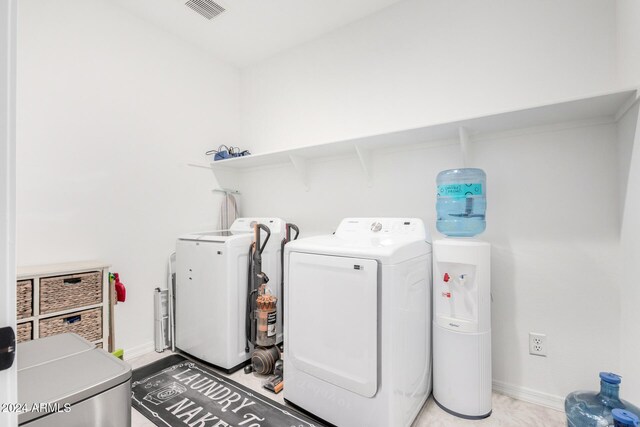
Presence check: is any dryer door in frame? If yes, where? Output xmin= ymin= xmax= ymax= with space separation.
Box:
xmin=288 ymin=252 xmax=378 ymax=397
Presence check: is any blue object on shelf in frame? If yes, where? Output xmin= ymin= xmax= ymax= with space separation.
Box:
xmin=436 ymin=168 xmax=486 ymax=237
xmin=565 ymin=372 xmax=640 ymax=427
xmin=206 ymin=145 xmax=251 ymax=161
xmin=215 ymin=149 xmax=231 ymax=161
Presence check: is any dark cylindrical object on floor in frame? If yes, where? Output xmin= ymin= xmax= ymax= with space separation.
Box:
xmin=252 ymin=346 xmax=280 ymax=375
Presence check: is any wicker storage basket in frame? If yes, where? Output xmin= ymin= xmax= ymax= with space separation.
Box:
xmin=95 ymin=342 xmax=103 ymax=349
xmin=16 ymin=280 xmax=33 ymax=320
xmin=17 ymin=322 xmax=32 ymax=343
xmin=39 ymin=308 xmax=102 ymax=342
xmin=40 ymin=271 xmax=102 ymax=315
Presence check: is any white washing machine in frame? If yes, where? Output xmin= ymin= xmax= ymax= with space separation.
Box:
xmin=175 ymin=217 xmax=285 ymax=372
xmin=284 ymin=218 xmax=432 ymax=427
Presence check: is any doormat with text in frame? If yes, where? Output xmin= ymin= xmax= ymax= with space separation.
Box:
xmin=131 ymin=354 xmax=324 ymax=427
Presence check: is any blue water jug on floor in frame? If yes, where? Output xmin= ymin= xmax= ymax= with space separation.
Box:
xmin=613 ymin=409 xmax=640 ymax=427
xmin=436 ymin=168 xmax=486 ymax=237
xmin=565 ymin=373 xmax=640 ymax=427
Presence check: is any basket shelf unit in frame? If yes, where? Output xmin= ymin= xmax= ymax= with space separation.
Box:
xmin=16 ymin=261 xmax=112 ymax=351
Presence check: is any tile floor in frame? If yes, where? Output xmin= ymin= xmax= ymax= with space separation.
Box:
xmin=127 ymin=351 xmax=566 ymax=427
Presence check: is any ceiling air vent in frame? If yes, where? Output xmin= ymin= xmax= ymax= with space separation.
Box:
xmin=185 ymin=0 xmax=225 ymax=20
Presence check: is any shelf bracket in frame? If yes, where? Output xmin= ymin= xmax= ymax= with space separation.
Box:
xmin=615 ymin=92 xmax=640 ymax=122
xmin=458 ymin=126 xmax=470 ymax=168
xmin=187 ymin=162 xmax=212 ymax=170
xmin=288 ymin=154 xmax=309 ymax=191
xmin=193 ymin=161 xmax=236 ymax=191
xmin=354 ymin=144 xmax=373 ymax=187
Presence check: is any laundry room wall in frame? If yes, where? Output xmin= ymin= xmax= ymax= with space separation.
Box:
xmin=619 ymin=101 xmax=640 ymax=403
xmin=616 ymin=0 xmax=640 ymax=404
xmin=237 ymin=0 xmax=627 ymax=408
xmin=240 ymin=0 xmax=617 ymax=152
xmin=16 ymin=0 xmax=237 ymax=357
xmin=617 ymin=0 xmax=640 ymax=88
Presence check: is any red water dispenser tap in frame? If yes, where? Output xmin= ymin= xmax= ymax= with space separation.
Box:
xmin=443 ymin=273 xmax=450 ymax=283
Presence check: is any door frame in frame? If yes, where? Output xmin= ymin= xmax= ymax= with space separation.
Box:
xmin=0 ymin=0 xmax=18 ymax=425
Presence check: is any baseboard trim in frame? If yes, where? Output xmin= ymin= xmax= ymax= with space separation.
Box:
xmin=123 ymin=341 xmax=155 ymax=360
xmin=492 ymin=380 xmax=565 ymax=412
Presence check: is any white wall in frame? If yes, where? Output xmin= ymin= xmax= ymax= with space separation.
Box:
xmin=617 ymin=0 xmax=640 ymax=87
xmin=16 ymin=0 xmax=238 ymax=356
xmin=619 ymin=102 xmax=640 ymax=403
xmin=617 ymin=0 xmax=640 ymax=404
xmin=241 ymin=0 xmax=617 ymax=152
xmin=239 ymin=0 xmax=625 ymax=405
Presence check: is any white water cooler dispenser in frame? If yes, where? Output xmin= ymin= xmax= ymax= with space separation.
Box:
xmin=433 ymin=238 xmax=491 ymax=419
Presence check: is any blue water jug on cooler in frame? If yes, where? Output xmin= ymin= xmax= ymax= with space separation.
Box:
xmin=565 ymin=372 xmax=640 ymax=427
xmin=436 ymin=168 xmax=486 ymax=237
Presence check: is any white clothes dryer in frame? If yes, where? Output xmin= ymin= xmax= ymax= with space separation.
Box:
xmin=284 ymin=218 xmax=432 ymax=427
xmin=175 ymin=218 xmax=285 ymax=372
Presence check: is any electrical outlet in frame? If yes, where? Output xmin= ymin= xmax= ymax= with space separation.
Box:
xmin=529 ymin=333 xmax=547 ymax=357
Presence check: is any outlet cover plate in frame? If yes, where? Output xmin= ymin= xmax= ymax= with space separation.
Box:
xmin=529 ymin=332 xmax=547 ymax=357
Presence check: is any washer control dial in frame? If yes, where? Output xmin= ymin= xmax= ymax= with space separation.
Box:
xmin=371 ymin=222 xmax=383 ymax=232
